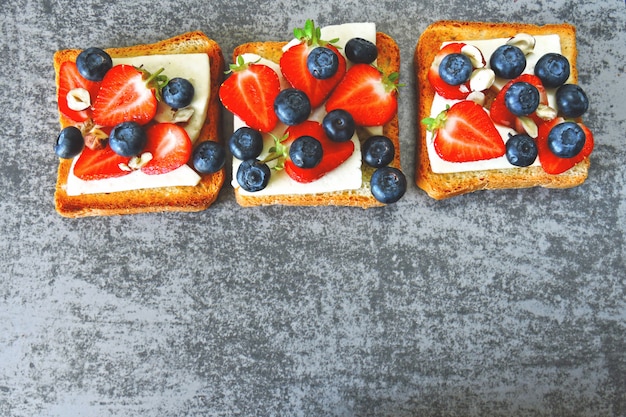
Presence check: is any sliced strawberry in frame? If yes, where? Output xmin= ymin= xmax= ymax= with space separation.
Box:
xmin=423 ymin=100 xmax=505 ymax=163
xmin=428 ymin=42 xmax=473 ymax=100
xmin=92 ymin=64 xmax=160 ymax=127
xmin=57 ymin=61 xmax=101 ymax=122
xmin=536 ymin=117 xmax=594 ymax=175
xmin=140 ymin=123 xmax=192 ymax=175
xmin=73 ymin=145 xmax=131 ymax=180
xmin=325 ymin=63 xmax=398 ymax=126
xmin=283 ymin=120 xmax=354 ymax=183
xmin=489 ymin=74 xmax=548 ymax=128
xmin=219 ymin=58 xmax=281 ymax=133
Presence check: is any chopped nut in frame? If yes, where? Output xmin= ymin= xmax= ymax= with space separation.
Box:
xmin=536 ymin=104 xmax=558 ymax=121
xmin=518 ymin=116 xmax=538 ymax=138
xmin=118 ymin=163 xmax=132 ymax=172
xmin=461 ymin=44 xmax=485 ymax=68
xmin=506 ymin=33 xmax=536 ymax=55
xmin=67 ymin=88 xmax=91 ymax=111
xmin=127 ymin=152 xmax=153 ymax=170
xmin=469 ymin=68 xmax=495 ymax=92
xmin=467 ymin=91 xmax=486 ymax=106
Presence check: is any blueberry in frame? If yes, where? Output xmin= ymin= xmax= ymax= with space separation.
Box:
xmin=505 ymin=134 xmax=537 ymax=167
xmin=438 ymin=53 xmax=473 ymax=86
xmin=556 ymin=84 xmax=589 ymax=118
xmin=54 ymin=126 xmax=84 ymax=158
xmin=504 ymin=81 xmax=540 ymax=116
xmin=162 ymin=77 xmax=195 ymax=109
xmin=229 ymin=127 xmax=264 ymax=160
xmin=236 ymin=159 xmax=271 ymax=192
xmin=109 ymin=121 xmax=147 ymax=157
xmin=76 ymin=47 xmax=112 ymax=81
xmin=534 ymin=53 xmax=570 ymax=88
xmin=345 ymin=37 xmax=378 ymax=64
xmin=322 ymin=109 xmax=355 ymax=142
xmin=370 ymin=166 xmax=406 ymax=204
xmin=274 ymin=88 xmax=311 ymax=125
xmin=192 ymin=141 xmax=226 ymax=174
xmin=490 ymin=45 xmax=526 ymax=79
xmin=289 ymin=135 xmax=323 ymax=169
xmin=307 ymin=47 xmax=339 ymax=79
xmin=362 ymin=135 xmax=395 ymax=168
xmin=547 ymin=121 xmax=586 ymax=158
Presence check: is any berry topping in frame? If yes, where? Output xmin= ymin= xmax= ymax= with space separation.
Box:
xmin=505 ymin=133 xmax=537 ymax=167
xmin=54 ymin=126 xmax=84 ymax=159
xmin=504 ymin=81 xmax=540 ymax=116
xmin=162 ymin=77 xmax=195 ymax=109
xmin=370 ymin=166 xmax=406 ymax=204
xmin=274 ymin=88 xmax=311 ymax=126
xmin=438 ymin=53 xmax=473 ymax=86
xmin=547 ymin=121 xmax=586 ymax=158
xmin=307 ymin=46 xmax=340 ymax=79
xmin=140 ymin=123 xmax=192 ymax=175
xmin=536 ymin=117 xmax=594 ymax=174
xmin=73 ymin=145 xmax=131 ymax=181
xmin=534 ymin=52 xmax=570 ymax=88
xmin=237 ymin=159 xmax=271 ymax=192
xmin=325 ymin=63 xmax=399 ymax=126
xmin=219 ymin=56 xmax=281 ymax=133
xmin=192 ymin=141 xmax=226 ymax=174
xmin=108 ymin=121 xmax=147 ymax=157
xmin=229 ymin=127 xmax=264 ymax=160
xmin=362 ymin=135 xmax=395 ymax=168
xmin=345 ymin=37 xmax=378 ymax=64
xmin=322 ymin=109 xmax=355 ymax=142
xmin=556 ymin=84 xmax=589 ymax=118
xmin=76 ymin=47 xmax=112 ymax=82
xmin=57 ymin=61 xmax=101 ymax=122
xmin=289 ymin=135 xmax=323 ymax=168
xmin=490 ymin=44 xmax=526 ymax=79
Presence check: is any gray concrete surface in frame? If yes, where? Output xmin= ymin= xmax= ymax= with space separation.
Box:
xmin=1 ymin=0 xmax=625 ymax=416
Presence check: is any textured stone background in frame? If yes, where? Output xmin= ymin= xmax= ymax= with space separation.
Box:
xmin=1 ymin=0 xmax=625 ymax=416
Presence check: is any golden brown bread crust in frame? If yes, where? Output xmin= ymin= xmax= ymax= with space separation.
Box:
xmin=415 ymin=20 xmax=590 ymax=200
xmin=53 ymin=31 xmax=225 ymax=217
xmin=232 ymin=32 xmax=401 ymax=208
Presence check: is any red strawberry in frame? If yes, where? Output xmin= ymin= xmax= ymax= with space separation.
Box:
xmin=283 ymin=120 xmax=354 ymax=183
xmin=73 ymin=145 xmax=131 ymax=181
xmin=141 ymin=123 xmax=192 ymax=175
xmin=428 ymin=42 xmax=473 ymax=100
xmin=423 ymin=100 xmax=505 ymax=162
xmin=325 ymin=63 xmax=399 ymax=126
xmin=279 ymin=20 xmax=347 ymax=108
xmin=92 ymin=64 xmax=162 ymax=127
xmin=57 ymin=61 xmax=101 ymax=122
xmin=219 ymin=57 xmax=281 ymax=133
xmin=489 ymin=74 xmax=548 ymax=128
xmin=536 ymin=117 xmax=594 ymax=174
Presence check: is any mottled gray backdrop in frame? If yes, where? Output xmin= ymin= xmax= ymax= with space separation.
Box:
xmin=1 ymin=0 xmax=625 ymax=416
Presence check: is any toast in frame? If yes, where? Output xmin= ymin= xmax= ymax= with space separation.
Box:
xmin=227 ymin=26 xmax=402 ymax=208
xmin=415 ymin=21 xmax=592 ymax=200
xmin=53 ymin=31 xmax=225 ymax=217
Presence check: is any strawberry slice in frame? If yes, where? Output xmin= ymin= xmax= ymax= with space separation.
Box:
xmin=219 ymin=57 xmax=281 ymax=133
xmin=423 ymin=100 xmax=505 ymax=162
xmin=140 ymin=123 xmax=192 ymax=175
xmin=92 ymin=64 xmax=161 ymax=127
xmin=57 ymin=61 xmax=101 ymax=122
xmin=73 ymin=145 xmax=131 ymax=181
xmin=283 ymin=120 xmax=354 ymax=183
xmin=428 ymin=42 xmax=473 ymax=100
xmin=489 ymin=74 xmax=548 ymax=128
xmin=325 ymin=63 xmax=399 ymax=127
xmin=536 ymin=117 xmax=594 ymax=174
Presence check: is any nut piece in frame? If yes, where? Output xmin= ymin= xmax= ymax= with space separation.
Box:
xmin=467 ymin=91 xmax=486 ymax=106
xmin=154 ymin=107 xmax=195 ymax=124
xmin=469 ymin=68 xmax=495 ymax=92
xmin=66 ymin=88 xmax=91 ymax=111
xmin=518 ymin=116 xmax=538 ymax=138
xmin=127 ymin=152 xmax=153 ymax=170
xmin=461 ymin=44 xmax=485 ymax=68
xmin=536 ymin=104 xmax=558 ymax=121
xmin=506 ymin=33 xmax=536 ymax=55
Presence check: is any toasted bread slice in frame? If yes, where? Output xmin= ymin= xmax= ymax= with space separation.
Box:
xmin=231 ymin=32 xmax=401 ymax=208
xmin=53 ymin=31 xmax=225 ymax=217
xmin=415 ymin=21 xmax=590 ymax=200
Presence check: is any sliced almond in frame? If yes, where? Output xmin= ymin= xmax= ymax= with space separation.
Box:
xmin=467 ymin=91 xmax=486 ymax=106
xmin=67 ymin=88 xmax=91 ymax=111
xmin=461 ymin=44 xmax=485 ymax=68
xmin=469 ymin=68 xmax=495 ymax=92
xmin=536 ymin=104 xmax=558 ymax=121
xmin=518 ymin=116 xmax=538 ymax=138
xmin=506 ymin=33 xmax=536 ymax=55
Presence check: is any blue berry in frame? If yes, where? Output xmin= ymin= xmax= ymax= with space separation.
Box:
xmin=490 ymin=45 xmax=526 ymax=79
xmin=505 ymin=134 xmax=537 ymax=167
xmin=109 ymin=121 xmax=147 ymax=157
xmin=345 ymin=37 xmax=378 ymax=64
xmin=505 ymin=81 xmax=540 ymax=116
xmin=289 ymin=136 xmax=323 ymax=168
xmin=534 ymin=53 xmax=570 ymax=88
xmin=556 ymin=84 xmax=589 ymax=118
xmin=229 ymin=127 xmax=264 ymax=160
xmin=193 ymin=141 xmax=225 ymax=173
xmin=274 ymin=88 xmax=311 ymax=125
xmin=54 ymin=126 xmax=84 ymax=158
xmin=236 ymin=159 xmax=271 ymax=192
xmin=322 ymin=109 xmax=355 ymax=142
xmin=547 ymin=121 xmax=586 ymax=158
xmin=76 ymin=47 xmax=112 ymax=81
xmin=307 ymin=47 xmax=339 ymax=79
xmin=362 ymin=135 xmax=395 ymax=168
xmin=162 ymin=77 xmax=195 ymax=109
xmin=438 ymin=53 xmax=473 ymax=86
xmin=370 ymin=166 xmax=406 ymax=204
